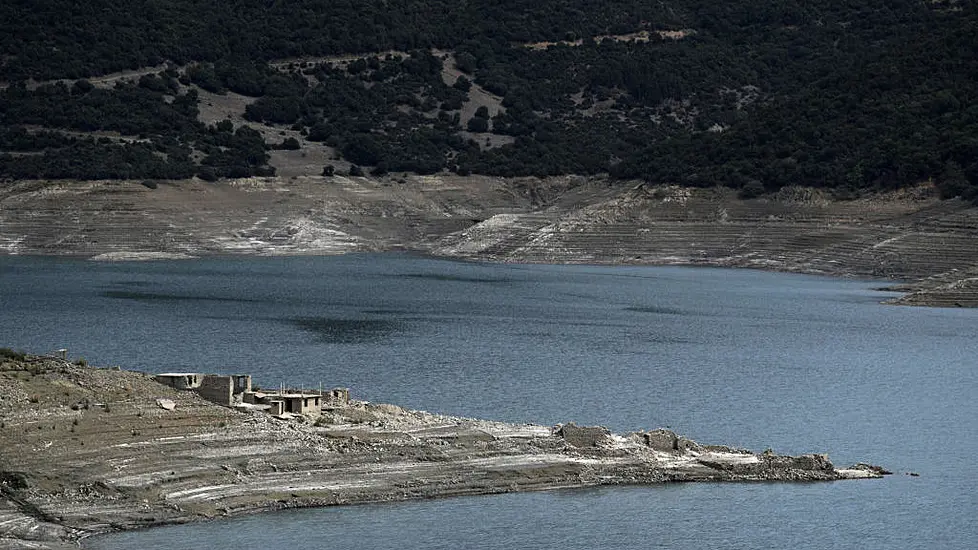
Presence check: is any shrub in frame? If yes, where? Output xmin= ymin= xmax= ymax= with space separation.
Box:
xmin=453 ymin=75 xmax=472 ymax=92
xmin=467 ymin=117 xmax=489 ymax=133
xmin=738 ymin=180 xmax=766 ymax=199
xmin=0 ymin=348 xmax=27 ymax=361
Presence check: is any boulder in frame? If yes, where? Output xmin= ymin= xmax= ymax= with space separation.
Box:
xmin=791 ymin=454 xmax=834 ymax=471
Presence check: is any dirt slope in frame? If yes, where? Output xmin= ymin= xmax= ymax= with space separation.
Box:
xmin=2 ymin=176 xmax=976 ymax=305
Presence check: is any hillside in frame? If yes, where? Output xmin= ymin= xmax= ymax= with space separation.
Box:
xmin=2 ymin=176 xmax=977 ymax=307
xmin=1 ymin=0 xmax=977 ymax=201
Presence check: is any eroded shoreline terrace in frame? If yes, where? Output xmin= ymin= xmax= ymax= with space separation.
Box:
xmin=0 ymin=353 xmax=885 ymax=549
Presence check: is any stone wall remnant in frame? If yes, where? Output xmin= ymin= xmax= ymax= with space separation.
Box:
xmin=555 ymin=423 xmax=611 ymax=448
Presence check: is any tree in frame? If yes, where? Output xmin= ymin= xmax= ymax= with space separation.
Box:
xmin=738 ymin=179 xmax=766 ymax=199
xmin=342 ymin=134 xmax=383 ymax=166
xmin=467 ymin=117 xmax=489 ymax=132
xmin=71 ymin=80 xmax=94 ymax=95
xmin=455 ymin=52 xmax=477 ymax=74
xmin=936 ymin=161 xmax=975 ymax=201
xmin=307 ymin=123 xmax=334 ymax=142
xmin=454 ymin=75 xmax=472 ymax=92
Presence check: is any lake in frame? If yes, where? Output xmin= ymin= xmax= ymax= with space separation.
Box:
xmin=1 ymin=254 xmax=975 ymax=549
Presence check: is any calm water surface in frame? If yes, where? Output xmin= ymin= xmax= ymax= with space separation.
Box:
xmin=1 ymin=254 xmax=975 ymax=549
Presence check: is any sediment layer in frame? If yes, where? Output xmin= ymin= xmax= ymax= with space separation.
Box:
xmin=0 ymin=355 xmax=883 ymax=549
xmin=2 ymin=176 xmax=977 ymax=306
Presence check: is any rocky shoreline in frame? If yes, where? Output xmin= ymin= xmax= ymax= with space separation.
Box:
xmin=0 ymin=355 xmax=885 ymax=549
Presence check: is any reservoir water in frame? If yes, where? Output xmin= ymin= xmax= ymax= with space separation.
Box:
xmin=1 ymin=254 xmax=975 ymax=549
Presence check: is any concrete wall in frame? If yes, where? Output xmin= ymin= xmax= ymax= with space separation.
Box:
xmin=155 ymin=374 xmax=202 ymax=390
xmin=197 ymin=375 xmax=233 ymax=406
xmin=326 ymin=388 xmax=350 ymax=406
xmin=242 ymin=391 xmax=260 ymax=404
xmin=233 ymin=375 xmax=251 ymax=394
xmin=283 ymin=396 xmax=321 ymax=416
xmin=642 ymin=429 xmax=699 ymax=453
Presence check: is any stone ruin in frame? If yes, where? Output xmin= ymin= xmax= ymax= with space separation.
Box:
xmin=554 ymin=422 xmax=612 ymax=448
xmin=154 ymin=372 xmax=350 ymax=418
xmin=638 ymin=429 xmax=699 ymax=453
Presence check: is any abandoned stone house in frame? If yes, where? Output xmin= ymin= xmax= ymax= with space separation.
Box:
xmin=155 ymin=373 xmax=253 ymax=407
xmin=155 ymin=372 xmax=349 ymax=417
xmin=242 ymin=390 xmax=322 ymax=416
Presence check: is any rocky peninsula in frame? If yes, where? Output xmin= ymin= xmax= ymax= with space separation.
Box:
xmin=0 ymin=353 xmax=885 ymax=549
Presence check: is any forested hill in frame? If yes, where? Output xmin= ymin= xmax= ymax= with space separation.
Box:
xmin=1 ymin=0 xmax=976 ymax=201
xmin=4 ymin=0 xmax=666 ymax=80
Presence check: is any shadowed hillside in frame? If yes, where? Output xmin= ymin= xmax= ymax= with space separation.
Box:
xmin=0 ymin=0 xmax=976 ymax=201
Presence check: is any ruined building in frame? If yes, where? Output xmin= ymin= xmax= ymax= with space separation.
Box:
xmin=155 ymin=372 xmax=349 ymax=417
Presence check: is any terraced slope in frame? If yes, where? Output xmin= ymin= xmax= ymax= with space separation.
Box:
xmin=0 ymin=355 xmax=882 ymax=550
xmin=2 ymin=176 xmax=976 ymax=306
xmin=432 ymin=184 xmax=978 ymax=305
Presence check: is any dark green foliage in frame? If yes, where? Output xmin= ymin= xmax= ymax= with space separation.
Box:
xmin=306 ymin=123 xmax=335 ymax=143
xmin=937 ymin=162 xmax=978 ymax=203
xmin=446 ymin=1 xmax=978 ymax=194
xmin=342 ymin=134 xmax=383 ymax=166
xmin=244 ymin=51 xmax=468 ymax=173
xmin=0 ymin=81 xmax=275 ymax=180
xmin=0 ymin=0 xmax=669 ymax=81
xmin=0 ymin=0 xmax=975 ymax=195
xmin=275 ymin=137 xmax=301 ymax=150
xmin=0 ymin=139 xmax=195 ymax=180
xmin=467 ymin=117 xmax=489 ymax=133
xmin=0 ymin=127 xmax=74 ymax=151
xmin=738 ymin=180 xmax=766 ymax=200
xmin=0 ymin=471 xmax=29 ymax=490
xmin=71 ymin=80 xmax=94 ymax=95
xmin=454 ymin=52 xmax=477 ymax=74
xmin=186 ymin=64 xmax=225 ymax=94
xmin=199 ymin=126 xmax=273 ymax=178
xmin=0 ymin=348 xmax=27 ymax=361
xmin=453 ymin=76 xmax=472 ymax=92
xmin=0 ymin=82 xmax=199 ymax=136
